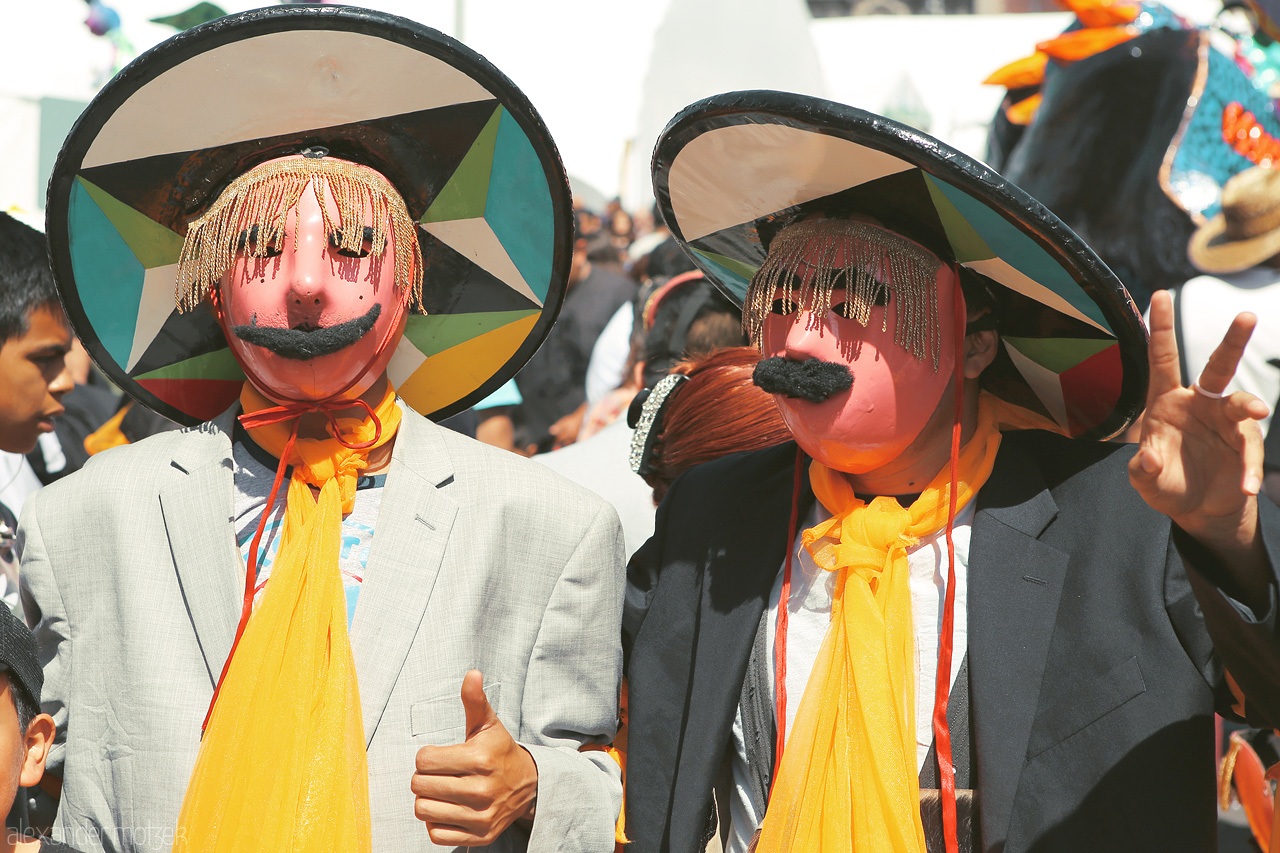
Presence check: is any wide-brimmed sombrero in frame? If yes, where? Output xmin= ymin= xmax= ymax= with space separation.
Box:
xmin=46 ymin=5 xmax=572 ymax=426
xmin=651 ymin=91 xmax=1149 ymax=440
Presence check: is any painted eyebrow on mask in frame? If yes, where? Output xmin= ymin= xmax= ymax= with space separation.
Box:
xmin=233 ymin=225 xmax=282 ymax=255
xmin=330 ymin=227 xmax=380 ymax=257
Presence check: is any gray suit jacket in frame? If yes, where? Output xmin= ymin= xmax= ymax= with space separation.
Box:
xmin=18 ymin=404 xmax=624 ymax=853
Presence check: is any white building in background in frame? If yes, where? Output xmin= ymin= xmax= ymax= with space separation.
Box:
xmin=0 ymin=0 xmax=1216 ymax=217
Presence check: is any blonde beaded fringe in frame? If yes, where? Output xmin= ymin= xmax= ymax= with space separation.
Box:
xmin=175 ymin=157 xmax=423 ymax=314
xmin=744 ymin=218 xmax=942 ymax=369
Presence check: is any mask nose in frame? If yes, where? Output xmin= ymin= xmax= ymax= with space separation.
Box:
xmin=779 ymin=308 xmax=835 ymax=361
xmin=281 ymin=228 xmax=332 ymax=318
xmin=277 ymin=180 xmax=335 ymax=318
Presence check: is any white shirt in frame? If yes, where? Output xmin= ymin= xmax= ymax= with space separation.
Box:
xmin=584 ymin=303 xmax=635 ymax=405
xmin=726 ymin=499 xmax=975 ymax=852
xmin=0 ymin=452 xmax=42 ymax=520
xmin=534 ymin=419 xmax=656 ymax=559
xmin=0 ymin=452 xmax=42 ymax=619
xmin=1168 ymin=269 xmax=1280 ymax=435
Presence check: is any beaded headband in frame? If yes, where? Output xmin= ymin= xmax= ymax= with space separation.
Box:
xmin=627 ymin=372 xmax=690 ymax=476
xmin=175 ymin=155 xmax=424 ymax=314
xmin=743 ymin=218 xmax=943 ymax=370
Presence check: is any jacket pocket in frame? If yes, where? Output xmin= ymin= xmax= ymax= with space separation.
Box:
xmin=1026 ymin=655 xmax=1146 ymax=759
xmin=410 ymin=682 xmax=503 ymax=741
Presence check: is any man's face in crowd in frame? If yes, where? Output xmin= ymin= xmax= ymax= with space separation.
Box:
xmin=759 ymin=227 xmax=960 ymax=475
xmin=0 ymin=306 xmax=73 ymax=454
xmin=218 ymin=165 xmax=409 ymax=405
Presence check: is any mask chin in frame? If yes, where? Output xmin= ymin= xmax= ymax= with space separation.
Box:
xmin=777 ymin=365 xmax=952 ymax=475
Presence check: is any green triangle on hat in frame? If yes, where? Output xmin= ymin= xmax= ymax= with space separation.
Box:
xmin=921 ymin=173 xmax=995 ymax=264
xmin=77 ymin=177 xmax=185 ymax=270
xmin=422 ymin=105 xmax=502 ymax=225
xmin=402 ymin=309 xmax=540 ymax=359
xmin=1002 ymin=336 xmax=1117 ymax=374
xmin=134 ymin=346 xmax=245 ymax=381
xmin=690 ymin=248 xmax=759 ymax=303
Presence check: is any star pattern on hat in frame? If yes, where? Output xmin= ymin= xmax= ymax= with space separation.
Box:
xmin=53 ymin=23 xmax=569 ymax=426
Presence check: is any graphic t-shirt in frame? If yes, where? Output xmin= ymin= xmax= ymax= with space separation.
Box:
xmin=231 ymin=427 xmax=382 ymax=626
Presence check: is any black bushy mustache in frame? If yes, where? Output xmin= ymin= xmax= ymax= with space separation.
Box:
xmin=753 ymin=356 xmax=853 ymax=403
xmin=231 ymin=303 xmax=382 ymax=360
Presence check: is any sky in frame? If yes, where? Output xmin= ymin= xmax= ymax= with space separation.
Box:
xmin=0 ymin=0 xmax=1219 ymax=214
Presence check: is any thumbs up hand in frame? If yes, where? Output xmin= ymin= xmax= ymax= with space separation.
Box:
xmin=411 ymin=670 xmax=539 ymax=846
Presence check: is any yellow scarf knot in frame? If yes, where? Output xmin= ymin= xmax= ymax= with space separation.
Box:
xmin=285 ymin=408 xmax=388 ymax=512
xmin=804 ymin=496 xmax=920 ymax=588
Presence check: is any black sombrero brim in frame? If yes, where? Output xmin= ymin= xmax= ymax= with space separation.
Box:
xmin=652 ymin=90 xmax=1149 ymax=440
xmin=47 ymin=5 xmax=572 ymax=426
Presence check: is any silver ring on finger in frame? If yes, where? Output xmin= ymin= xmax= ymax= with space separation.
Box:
xmin=1192 ymin=382 xmax=1227 ymax=399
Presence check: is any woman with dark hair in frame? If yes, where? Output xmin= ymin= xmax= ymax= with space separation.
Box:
xmin=629 ymin=346 xmax=792 ymax=504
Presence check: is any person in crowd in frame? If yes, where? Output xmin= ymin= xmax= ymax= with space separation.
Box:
xmin=19 ymin=9 xmax=622 ymax=852
xmin=0 ymin=214 xmax=71 ymax=832
xmin=605 ymin=202 xmax=634 ymax=256
xmin=627 ymin=346 xmax=791 ymax=505
xmin=584 ymin=245 xmax=698 ymax=415
xmin=572 ymin=201 xmax=604 ymax=240
xmin=0 ymin=213 xmax=73 ymax=620
xmin=584 ymin=270 xmax=745 ymax=440
xmin=0 ymin=214 xmax=73 ymax=521
xmin=472 ymin=379 xmax=524 ymax=453
xmin=0 ymin=605 xmax=81 ymax=853
xmin=24 ymin=341 xmax=118 ymax=486
xmin=623 ymin=91 xmax=1280 ymax=853
xmin=537 ymin=271 xmax=745 ymax=557
xmin=0 ymin=219 xmax=174 ymax=493
xmin=515 ymin=223 xmax=636 ymax=453
xmin=625 ymin=205 xmax=685 ymax=285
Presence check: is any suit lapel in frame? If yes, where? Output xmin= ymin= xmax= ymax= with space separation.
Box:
xmin=967 ymin=436 xmax=1068 ymax=849
xmin=671 ymin=444 xmax=815 ymax=838
xmin=159 ymin=409 xmax=243 ymax=688
xmin=350 ymin=407 xmax=457 ymax=745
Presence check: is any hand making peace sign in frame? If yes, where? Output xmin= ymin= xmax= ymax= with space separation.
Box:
xmin=1129 ymin=290 xmax=1272 ymax=606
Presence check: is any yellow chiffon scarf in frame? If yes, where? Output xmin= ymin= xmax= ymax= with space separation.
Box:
xmin=174 ymin=382 xmax=401 ymax=853
xmin=756 ymin=396 xmax=1002 ymax=852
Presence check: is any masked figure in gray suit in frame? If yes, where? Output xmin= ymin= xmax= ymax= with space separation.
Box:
xmin=19 ymin=8 xmax=621 ymax=852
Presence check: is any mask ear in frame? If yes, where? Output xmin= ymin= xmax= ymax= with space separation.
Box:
xmin=963 ymin=330 xmax=999 ymax=380
xmin=951 ymin=265 xmax=998 ymax=382
xmin=18 ymin=713 xmax=54 ymax=788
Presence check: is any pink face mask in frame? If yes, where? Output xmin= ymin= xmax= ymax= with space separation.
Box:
xmin=216 ymin=165 xmax=410 ymax=404
xmin=760 ymin=264 xmax=961 ymax=475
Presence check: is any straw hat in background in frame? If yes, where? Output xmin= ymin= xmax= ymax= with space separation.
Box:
xmin=1188 ymin=165 xmax=1280 ymax=274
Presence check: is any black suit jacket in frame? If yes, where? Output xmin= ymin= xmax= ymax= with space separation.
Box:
xmin=622 ymin=431 xmax=1280 ymax=852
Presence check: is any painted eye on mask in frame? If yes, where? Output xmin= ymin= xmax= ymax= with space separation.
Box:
xmin=330 ymin=227 xmax=377 ymax=259
xmin=236 ymin=225 xmax=282 ymax=258
xmin=771 ymin=298 xmax=800 ymax=316
xmin=830 ymin=286 xmax=889 ymax=319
